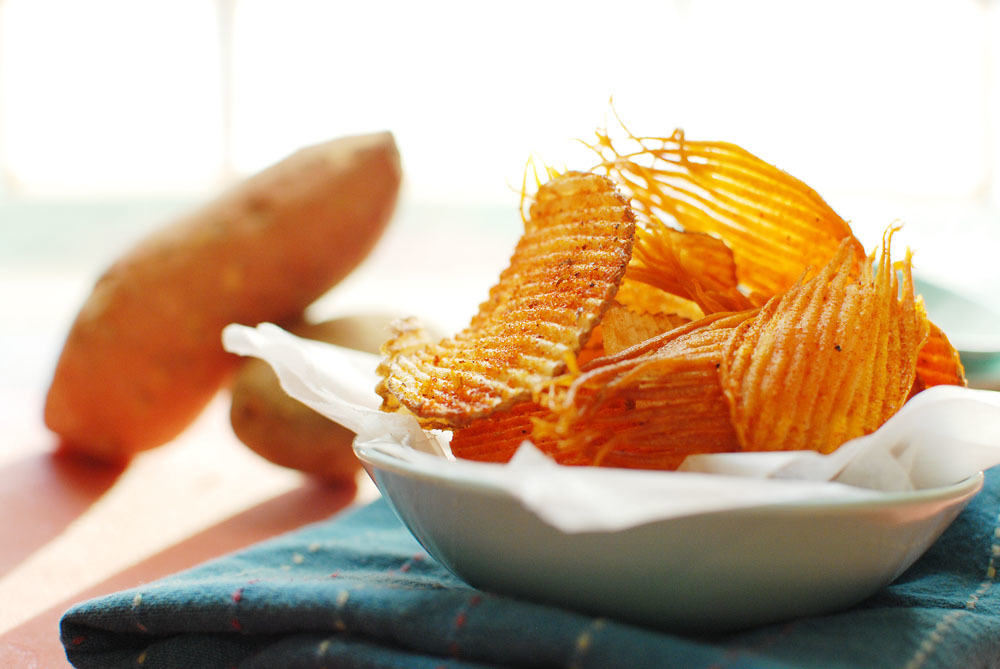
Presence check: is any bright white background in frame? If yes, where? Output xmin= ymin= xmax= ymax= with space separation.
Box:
xmin=2 ymin=0 xmax=1000 ymax=364
xmin=2 ymin=0 xmax=999 ymax=207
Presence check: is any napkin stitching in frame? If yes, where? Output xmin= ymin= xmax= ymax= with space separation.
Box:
xmin=567 ymin=617 xmax=607 ymax=669
xmin=130 ymin=592 xmax=148 ymax=633
xmin=706 ymin=620 xmax=798 ymax=669
xmin=902 ymin=503 xmax=1000 ymax=669
xmin=445 ymin=593 xmax=484 ymax=660
xmin=394 ymin=552 xmax=428 ymax=574
xmin=332 ymin=586 xmax=354 ymax=632
xmin=230 ymin=586 xmax=246 ymax=633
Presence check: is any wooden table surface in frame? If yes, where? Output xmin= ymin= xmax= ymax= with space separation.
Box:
xmin=0 ymin=203 xmax=519 ymax=666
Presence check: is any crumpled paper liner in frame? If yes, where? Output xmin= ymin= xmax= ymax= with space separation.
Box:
xmin=223 ymin=322 xmax=1000 ymax=533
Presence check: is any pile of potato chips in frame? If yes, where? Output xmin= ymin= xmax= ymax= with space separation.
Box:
xmin=376 ymin=124 xmax=967 ymax=469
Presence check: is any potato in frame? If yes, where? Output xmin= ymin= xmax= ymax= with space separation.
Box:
xmin=229 ymin=315 xmax=396 ymax=483
xmin=45 ymin=133 xmax=401 ymax=462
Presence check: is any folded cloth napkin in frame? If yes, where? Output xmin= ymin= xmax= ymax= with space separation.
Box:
xmin=62 ymin=468 xmax=1000 ymax=669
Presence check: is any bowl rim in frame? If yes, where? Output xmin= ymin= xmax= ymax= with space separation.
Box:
xmin=355 ymin=439 xmax=986 ymax=521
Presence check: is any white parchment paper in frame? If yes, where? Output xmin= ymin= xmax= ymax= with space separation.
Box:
xmin=222 ymin=322 xmax=1000 ymax=532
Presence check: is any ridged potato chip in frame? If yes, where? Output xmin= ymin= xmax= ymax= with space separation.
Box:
xmin=534 ymin=310 xmax=756 ymax=468
xmin=627 ymin=222 xmax=756 ymax=314
xmin=614 ymin=277 xmax=704 ymax=322
xmin=377 ymin=171 xmax=635 ymax=428
xmin=575 ymin=325 xmax=607 ymax=367
xmin=721 ymin=236 xmax=929 ymax=454
xmin=590 ymin=125 xmax=865 ymax=297
xmin=911 ymin=321 xmax=967 ymax=393
xmin=601 ymin=303 xmax=689 ymax=355
xmin=449 ymin=400 xmax=556 ymax=463
xmin=378 ymin=121 xmax=967 ymax=470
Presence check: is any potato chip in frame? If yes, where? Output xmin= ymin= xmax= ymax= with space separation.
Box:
xmin=377 ymin=171 xmax=635 ymax=428
xmin=614 ymin=277 xmax=704 ymax=322
xmin=601 ymin=303 xmax=689 ymax=355
xmin=590 ymin=125 xmax=865 ymax=297
xmin=375 ymin=317 xmax=437 ymax=413
xmin=378 ymin=316 xmax=436 ymax=358
xmin=627 ymin=221 xmax=756 ymax=314
xmin=377 ymin=117 xmax=964 ymax=470
xmin=575 ymin=325 xmax=607 ymax=367
xmin=449 ymin=400 xmax=556 ymax=463
xmin=910 ymin=320 xmax=967 ymax=394
xmin=533 ymin=310 xmax=756 ymax=469
xmin=720 ymin=235 xmax=929 ymax=454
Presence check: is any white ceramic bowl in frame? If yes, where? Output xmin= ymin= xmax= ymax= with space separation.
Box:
xmin=357 ymin=441 xmax=983 ymax=631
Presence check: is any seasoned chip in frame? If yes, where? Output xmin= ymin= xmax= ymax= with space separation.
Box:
xmin=375 ymin=317 xmax=438 ymax=412
xmin=533 ymin=310 xmax=757 ymax=469
xmin=720 ymin=236 xmax=929 ymax=454
xmin=378 ymin=118 xmax=964 ymax=470
xmin=614 ymin=276 xmax=704 ymax=322
xmin=910 ymin=320 xmax=967 ymax=394
xmin=601 ymin=303 xmax=689 ymax=355
xmin=449 ymin=400 xmax=556 ymax=463
xmin=627 ymin=222 xmax=756 ymax=314
xmin=590 ymin=125 xmax=866 ymax=297
xmin=377 ymin=171 xmax=635 ymax=428
xmin=378 ymin=316 xmax=437 ymax=358
xmin=575 ymin=325 xmax=607 ymax=367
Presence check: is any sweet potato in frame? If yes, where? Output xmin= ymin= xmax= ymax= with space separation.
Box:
xmin=45 ymin=132 xmax=401 ymax=461
xmin=229 ymin=314 xmax=396 ymax=483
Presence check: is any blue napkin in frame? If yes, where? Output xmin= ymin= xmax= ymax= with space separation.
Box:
xmin=61 ymin=467 xmax=1000 ymax=669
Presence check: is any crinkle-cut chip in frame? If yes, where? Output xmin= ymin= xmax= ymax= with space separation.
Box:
xmin=576 ymin=325 xmax=606 ymax=367
xmin=910 ymin=320 xmax=967 ymax=395
xmin=376 ymin=318 xmax=438 ymax=412
xmin=579 ymin=308 xmax=755 ymax=373
xmin=377 ymin=317 xmax=436 ymax=361
xmin=615 ymin=277 xmax=704 ymax=322
xmin=532 ymin=310 xmax=756 ymax=469
xmin=720 ymin=236 xmax=929 ymax=455
xmin=449 ymin=400 xmax=557 ymax=463
xmin=627 ymin=222 xmax=757 ymax=314
xmin=377 ymin=171 xmax=635 ymax=428
xmin=590 ymin=125 xmax=866 ymax=297
xmin=601 ymin=303 xmax=689 ymax=355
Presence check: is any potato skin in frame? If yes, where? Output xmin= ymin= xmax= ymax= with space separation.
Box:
xmin=45 ymin=133 xmax=401 ymax=461
xmin=229 ymin=315 xmax=395 ymax=483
